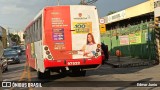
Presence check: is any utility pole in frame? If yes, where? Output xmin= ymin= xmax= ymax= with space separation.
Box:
xmin=7 ymin=27 xmax=12 ymax=47
xmin=57 ymin=0 xmax=60 ymax=6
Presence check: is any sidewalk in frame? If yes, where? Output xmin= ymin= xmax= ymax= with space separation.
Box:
xmin=105 ymin=56 xmax=158 ymax=68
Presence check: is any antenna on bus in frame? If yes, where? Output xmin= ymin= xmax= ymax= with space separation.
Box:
xmin=57 ymin=0 xmax=60 ymax=6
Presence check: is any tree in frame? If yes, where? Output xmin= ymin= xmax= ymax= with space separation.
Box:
xmin=9 ymin=33 xmax=21 ymax=45
xmin=107 ymin=11 xmax=117 ymax=15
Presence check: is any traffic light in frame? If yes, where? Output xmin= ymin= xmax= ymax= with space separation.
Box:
xmin=154 ymin=17 xmax=160 ymax=29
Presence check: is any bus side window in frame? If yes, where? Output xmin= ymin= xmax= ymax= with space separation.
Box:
xmin=40 ymin=17 xmax=42 ymax=40
xmin=35 ymin=20 xmax=38 ymax=42
xmin=37 ymin=17 xmax=42 ymax=41
xmin=29 ymin=27 xmax=31 ymax=43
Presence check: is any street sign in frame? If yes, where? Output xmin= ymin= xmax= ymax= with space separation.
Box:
xmin=100 ymin=24 xmax=106 ymax=33
xmin=99 ymin=18 xmax=105 ymax=24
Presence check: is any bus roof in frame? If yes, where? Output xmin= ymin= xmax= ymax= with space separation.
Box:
xmin=24 ymin=9 xmax=43 ymax=32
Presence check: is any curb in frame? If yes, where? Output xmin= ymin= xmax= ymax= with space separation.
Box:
xmin=104 ymin=60 xmax=159 ymax=68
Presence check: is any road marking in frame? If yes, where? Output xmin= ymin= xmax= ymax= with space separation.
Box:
xmin=9 ymin=61 xmax=33 ymax=90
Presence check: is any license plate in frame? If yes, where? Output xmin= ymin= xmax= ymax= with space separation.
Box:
xmin=67 ymin=61 xmax=80 ymax=65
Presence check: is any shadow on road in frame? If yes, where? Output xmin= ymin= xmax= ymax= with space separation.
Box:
xmin=86 ymin=64 xmax=159 ymax=76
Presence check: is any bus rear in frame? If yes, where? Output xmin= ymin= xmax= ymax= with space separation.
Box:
xmin=39 ymin=5 xmax=102 ymax=78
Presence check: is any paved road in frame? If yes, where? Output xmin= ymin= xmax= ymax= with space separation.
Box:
xmin=2 ymin=55 xmax=160 ymax=90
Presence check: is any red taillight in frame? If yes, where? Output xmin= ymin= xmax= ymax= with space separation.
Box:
xmin=44 ymin=45 xmax=53 ymax=60
xmin=48 ymin=55 xmax=52 ymax=59
xmin=95 ymin=53 xmax=98 ymax=57
xmin=44 ymin=46 xmax=48 ymax=50
xmin=96 ymin=48 xmax=100 ymax=52
xmin=97 ymin=44 xmax=101 ymax=48
xmin=46 ymin=51 xmax=50 ymax=55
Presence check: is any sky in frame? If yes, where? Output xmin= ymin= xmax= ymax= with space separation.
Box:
xmin=0 ymin=0 xmax=147 ymax=32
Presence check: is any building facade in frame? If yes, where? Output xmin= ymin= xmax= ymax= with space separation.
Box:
xmin=101 ymin=0 xmax=157 ymax=60
xmin=0 ymin=26 xmax=7 ymax=48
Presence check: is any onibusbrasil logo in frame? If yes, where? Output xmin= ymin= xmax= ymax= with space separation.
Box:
xmin=2 ymin=81 xmax=42 ymax=88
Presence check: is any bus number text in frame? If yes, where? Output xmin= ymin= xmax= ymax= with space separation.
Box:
xmin=67 ymin=62 xmax=80 ymax=65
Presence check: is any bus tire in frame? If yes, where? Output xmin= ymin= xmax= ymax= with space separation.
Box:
xmin=37 ymin=70 xmax=50 ymax=79
xmin=80 ymin=70 xmax=86 ymax=76
xmin=45 ymin=70 xmax=50 ymax=78
xmin=60 ymin=69 xmax=68 ymax=76
xmin=70 ymin=69 xmax=86 ymax=77
xmin=37 ymin=71 xmax=44 ymax=79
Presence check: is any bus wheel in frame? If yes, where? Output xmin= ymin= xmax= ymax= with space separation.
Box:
xmin=71 ymin=69 xmax=86 ymax=77
xmin=37 ymin=71 xmax=43 ymax=79
xmin=45 ymin=70 xmax=50 ymax=78
xmin=60 ymin=68 xmax=68 ymax=76
xmin=29 ymin=67 xmax=35 ymax=71
xmin=80 ymin=70 xmax=86 ymax=76
xmin=37 ymin=70 xmax=50 ymax=79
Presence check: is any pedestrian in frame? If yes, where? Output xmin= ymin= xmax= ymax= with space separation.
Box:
xmin=101 ymin=42 xmax=108 ymax=62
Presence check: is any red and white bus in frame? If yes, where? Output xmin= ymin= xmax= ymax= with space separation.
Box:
xmin=24 ymin=5 xmax=103 ymax=79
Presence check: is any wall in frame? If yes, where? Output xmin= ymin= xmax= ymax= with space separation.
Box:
xmin=0 ymin=26 xmax=7 ymax=48
xmin=101 ymin=21 xmax=156 ymax=60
